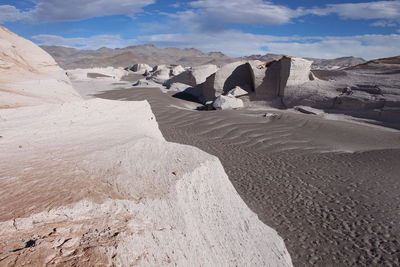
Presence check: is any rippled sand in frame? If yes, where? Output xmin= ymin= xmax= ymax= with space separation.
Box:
xmin=95 ymin=86 xmax=400 ymax=267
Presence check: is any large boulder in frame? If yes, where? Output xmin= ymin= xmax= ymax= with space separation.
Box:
xmin=251 ymin=57 xmax=314 ymax=102
xmin=67 ymin=67 xmax=128 ymax=81
xmin=228 ymin=86 xmax=250 ymax=97
xmin=149 ymin=68 xmax=171 ymax=84
xmin=170 ymin=65 xmax=186 ymax=76
xmin=129 ymin=63 xmax=152 ymax=74
xmin=0 ymin=26 xmax=80 ymax=108
xmin=202 ymin=61 xmax=254 ymax=99
xmin=213 ymin=95 xmax=244 ymax=110
xmin=152 ymin=64 xmax=167 ymax=72
xmin=165 ymin=64 xmax=218 ymax=87
xmin=0 ymin=99 xmax=292 ymax=266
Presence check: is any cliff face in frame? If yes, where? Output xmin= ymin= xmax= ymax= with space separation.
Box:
xmin=0 ymin=26 xmax=80 ymax=108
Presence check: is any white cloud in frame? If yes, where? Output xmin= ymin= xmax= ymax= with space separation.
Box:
xmin=186 ymin=0 xmax=301 ymax=25
xmin=370 ymin=20 xmax=397 ymax=27
xmin=0 ymin=5 xmax=25 ymax=23
xmin=0 ymin=0 xmax=154 ymax=22
xmin=310 ymin=1 xmax=400 ymax=20
xmin=32 ymin=31 xmax=400 ymax=59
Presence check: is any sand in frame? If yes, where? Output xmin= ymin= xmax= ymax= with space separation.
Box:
xmin=93 ymin=85 xmax=400 ymax=267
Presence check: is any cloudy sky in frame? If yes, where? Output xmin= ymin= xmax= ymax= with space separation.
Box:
xmin=0 ymin=0 xmax=399 ymax=59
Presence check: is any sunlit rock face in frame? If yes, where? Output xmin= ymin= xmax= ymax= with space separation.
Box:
xmin=0 ymin=26 xmax=80 ymax=108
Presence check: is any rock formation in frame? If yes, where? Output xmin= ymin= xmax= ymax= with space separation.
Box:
xmin=213 ymin=95 xmax=244 ymax=110
xmin=67 ymin=67 xmax=128 ymax=81
xmin=0 ymin=99 xmax=292 ymax=267
xmin=0 ymin=27 xmax=293 ymax=266
xmin=129 ymin=63 xmax=152 ymax=74
xmin=170 ymin=65 xmax=186 ymax=76
xmin=0 ymin=26 xmax=80 ymax=108
xmin=165 ymin=64 xmax=218 ymax=88
xmin=202 ymin=61 xmax=254 ymax=99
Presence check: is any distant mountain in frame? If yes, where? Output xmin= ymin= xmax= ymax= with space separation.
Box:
xmin=41 ymin=45 xmax=235 ymax=69
xmin=242 ymin=54 xmax=366 ymax=70
xmin=307 ymin=56 xmax=366 ymax=70
xmin=240 ymin=53 xmax=285 ymax=62
xmin=42 ymin=45 xmax=371 ymax=71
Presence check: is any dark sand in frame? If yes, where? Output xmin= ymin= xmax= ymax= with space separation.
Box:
xmin=95 ymin=87 xmax=400 ymax=266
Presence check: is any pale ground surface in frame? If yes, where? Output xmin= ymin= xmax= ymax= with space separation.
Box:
xmin=91 ymin=79 xmax=400 ymax=267
xmin=0 ymin=98 xmax=292 ymax=266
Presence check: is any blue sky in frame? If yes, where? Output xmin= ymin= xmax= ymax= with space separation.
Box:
xmin=0 ymin=0 xmax=399 ymax=59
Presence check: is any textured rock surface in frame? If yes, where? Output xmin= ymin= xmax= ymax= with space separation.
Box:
xmin=166 ymin=64 xmax=218 ymax=87
xmin=67 ymin=67 xmax=128 ymax=81
xmin=213 ymin=95 xmax=244 ymax=110
xmin=170 ymin=65 xmax=186 ymax=76
xmin=228 ymin=86 xmax=250 ymax=97
xmin=129 ymin=63 xmax=152 ymax=74
xmin=0 ymin=99 xmax=292 ymax=266
xmin=203 ymin=61 xmax=254 ymax=98
xmin=0 ymin=26 xmax=80 ymax=108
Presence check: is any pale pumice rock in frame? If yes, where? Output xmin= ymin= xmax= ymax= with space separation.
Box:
xmin=129 ymin=63 xmax=152 ymax=74
xmin=67 ymin=67 xmax=128 ymax=81
xmin=167 ymin=82 xmax=193 ymax=92
xmin=132 ymin=78 xmax=163 ymax=88
xmin=152 ymin=64 xmax=167 ymax=72
xmin=0 ymin=26 xmax=80 ymax=108
xmin=170 ymin=65 xmax=186 ymax=76
xmin=202 ymin=61 xmax=254 ymax=98
xmin=165 ymin=64 xmax=218 ymax=87
xmin=0 ymin=99 xmax=292 ymax=267
xmin=149 ymin=68 xmax=171 ymax=84
xmin=213 ymin=95 xmax=244 ymax=110
xmin=228 ymin=86 xmax=250 ymax=97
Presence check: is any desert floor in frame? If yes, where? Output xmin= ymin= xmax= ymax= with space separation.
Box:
xmin=88 ymin=78 xmax=400 ymax=267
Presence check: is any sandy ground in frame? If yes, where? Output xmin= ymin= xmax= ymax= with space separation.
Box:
xmin=92 ymin=84 xmax=400 ymax=267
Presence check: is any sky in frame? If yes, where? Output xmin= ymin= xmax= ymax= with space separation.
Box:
xmin=0 ymin=0 xmax=399 ymax=59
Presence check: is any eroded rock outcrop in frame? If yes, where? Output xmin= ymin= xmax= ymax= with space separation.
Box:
xmin=129 ymin=63 xmax=152 ymax=74
xmin=67 ymin=67 xmax=128 ymax=81
xmin=0 ymin=26 xmax=80 ymax=108
xmin=0 ymin=99 xmax=292 ymax=266
xmin=201 ymin=61 xmax=254 ymax=101
xmin=213 ymin=95 xmax=244 ymax=110
xmin=165 ymin=64 xmax=218 ymax=87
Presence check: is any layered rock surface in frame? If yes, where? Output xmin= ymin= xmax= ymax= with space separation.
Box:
xmin=0 ymin=99 xmax=292 ymax=266
xmin=0 ymin=26 xmax=80 ymax=108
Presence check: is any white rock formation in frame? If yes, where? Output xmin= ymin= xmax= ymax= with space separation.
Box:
xmin=170 ymin=65 xmax=186 ymax=76
xmin=249 ymin=56 xmax=314 ymax=105
xmin=132 ymin=78 xmax=163 ymax=88
xmin=0 ymin=99 xmax=292 ymax=266
xmin=129 ymin=63 xmax=152 ymax=74
xmin=150 ymin=68 xmax=171 ymax=84
xmin=281 ymin=57 xmax=313 ymax=89
xmin=168 ymin=82 xmax=192 ymax=92
xmin=67 ymin=67 xmax=128 ymax=81
xmin=228 ymin=86 xmax=249 ymax=97
xmin=213 ymin=95 xmax=244 ymax=110
xmin=203 ymin=61 xmax=254 ymax=97
xmin=0 ymin=26 xmax=80 ymax=108
xmin=165 ymin=64 xmax=218 ymax=87
xmin=152 ymin=64 xmax=167 ymax=72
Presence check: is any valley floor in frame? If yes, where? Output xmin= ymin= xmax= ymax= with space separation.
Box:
xmin=94 ymin=84 xmax=400 ymax=267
